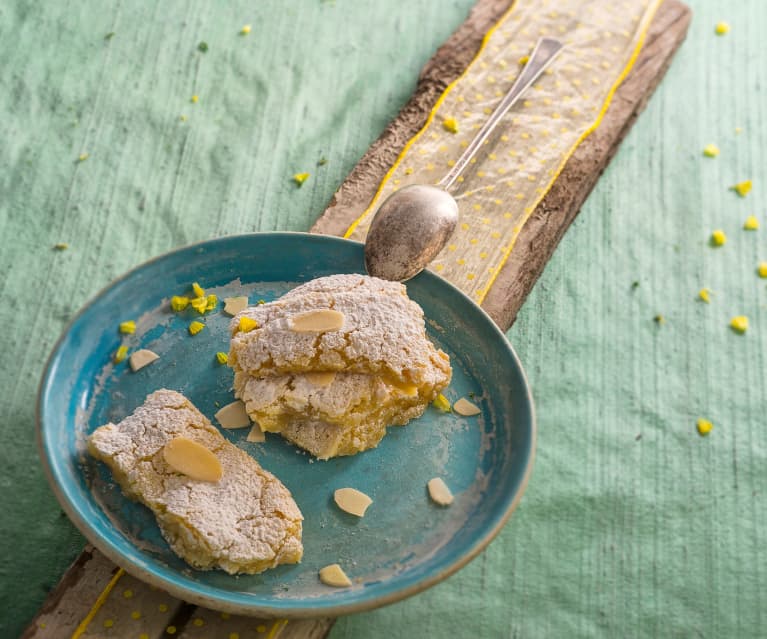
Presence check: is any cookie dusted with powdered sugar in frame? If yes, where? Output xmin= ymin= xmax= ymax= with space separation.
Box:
xmin=228 ymin=274 xmax=451 ymax=389
xmin=228 ymin=275 xmax=451 ymax=459
xmin=88 ymin=389 xmax=303 ymax=574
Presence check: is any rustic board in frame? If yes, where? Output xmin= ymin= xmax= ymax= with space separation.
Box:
xmin=23 ymin=0 xmax=690 ymax=636
xmin=312 ymin=0 xmax=692 ymax=331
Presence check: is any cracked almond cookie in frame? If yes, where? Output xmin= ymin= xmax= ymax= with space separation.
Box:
xmin=228 ymin=275 xmax=451 ymax=458
xmin=88 ymin=389 xmax=303 ymax=574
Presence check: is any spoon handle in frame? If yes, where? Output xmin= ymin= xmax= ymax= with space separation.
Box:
xmin=436 ymin=37 xmax=564 ymax=192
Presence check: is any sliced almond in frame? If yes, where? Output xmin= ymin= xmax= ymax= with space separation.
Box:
xmin=246 ymin=422 xmax=265 ymax=442
xmin=289 ymin=309 xmax=345 ymax=333
xmin=304 ymin=371 xmax=337 ymax=387
xmin=223 ymin=296 xmax=249 ymax=316
xmin=163 ymin=437 xmax=223 ymax=482
xmin=334 ymin=487 xmax=373 ymax=517
xmin=129 ymin=349 xmax=160 ymax=372
xmin=427 ymin=477 xmax=454 ymax=506
xmin=215 ymin=400 xmax=251 ymax=429
xmin=319 ymin=563 xmax=352 ymax=588
xmin=453 ymin=397 xmax=481 ymax=416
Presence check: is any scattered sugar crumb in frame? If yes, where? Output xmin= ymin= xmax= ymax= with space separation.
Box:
xmin=696 ymin=418 xmax=713 ymax=436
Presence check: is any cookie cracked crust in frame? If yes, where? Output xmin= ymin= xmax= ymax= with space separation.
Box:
xmin=229 ymin=274 xmax=451 ymax=388
xmin=88 ymin=389 xmax=303 ymax=574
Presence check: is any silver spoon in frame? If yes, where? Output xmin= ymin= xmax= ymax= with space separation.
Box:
xmin=364 ymin=37 xmax=564 ymax=282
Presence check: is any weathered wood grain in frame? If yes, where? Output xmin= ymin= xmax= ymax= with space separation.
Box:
xmin=312 ymin=0 xmax=692 ymax=331
xmin=21 ymin=545 xmax=335 ymax=638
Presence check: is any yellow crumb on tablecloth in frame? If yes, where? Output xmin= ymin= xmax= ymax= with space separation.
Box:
xmin=53 ymin=242 xmax=69 ymax=250
xmin=710 ymin=229 xmax=727 ymax=246
xmin=696 ymin=418 xmax=713 ymax=436
xmin=758 ymin=262 xmax=767 ymax=278
xmin=731 ymin=180 xmax=752 ymax=197
xmin=715 ymin=22 xmax=730 ymax=35
xmin=703 ymin=144 xmax=719 ymax=157
xmin=743 ymin=215 xmax=759 ymax=230
xmin=442 ymin=117 xmax=459 ymax=134
xmin=518 ymin=55 xmax=529 ymax=65
xmin=240 ymin=24 xmax=251 ymax=35
xmin=293 ymin=172 xmax=310 ymax=186
xmin=730 ymin=316 xmax=748 ymax=334
xmin=698 ymin=288 xmax=711 ymax=303
xmin=191 ymin=95 xmax=199 ymax=103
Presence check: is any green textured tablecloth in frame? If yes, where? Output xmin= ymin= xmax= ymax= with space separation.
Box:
xmin=2 ymin=1 xmax=766 ymax=637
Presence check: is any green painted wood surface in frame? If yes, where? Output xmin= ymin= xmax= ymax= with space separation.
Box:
xmin=1 ymin=1 xmax=765 ymax=637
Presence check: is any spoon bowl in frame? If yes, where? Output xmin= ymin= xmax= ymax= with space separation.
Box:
xmin=364 ymin=184 xmax=458 ymax=282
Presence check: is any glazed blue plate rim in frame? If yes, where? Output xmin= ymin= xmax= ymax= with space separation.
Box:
xmin=36 ymin=232 xmax=536 ymax=617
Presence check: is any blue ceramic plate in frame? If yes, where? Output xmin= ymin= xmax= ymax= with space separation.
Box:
xmin=37 ymin=233 xmax=535 ymax=617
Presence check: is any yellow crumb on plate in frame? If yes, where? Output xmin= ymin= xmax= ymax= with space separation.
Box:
xmin=698 ymin=288 xmax=711 ymax=303
xmin=216 ymin=351 xmax=229 ymax=364
xmin=696 ymin=418 xmax=713 ymax=436
xmin=205 ymin=294 xmax=218 ymax=311
xmin=293 ymin=172 xmax=310 ymax=186
xmin=190 ymin=296 xmax=207 ymax=314
xmin=710 ymin=229 xmax=726 ymax=246
xmin=442 ymin=117 xmax=459 ymax=134
xmin=238 ymin=316 xmax=258 ymax=333
xmin=119 ymin=320 xmax=136 ymax=334
xmin=731 ymin=180 xmax=752 ymax=197
xmin=171 ymin=296 xmax=189 ymax=312
xmin=518 ymin=55 xmax=529 ymax=65
xmin=113 ymin=345 xmax=128 ymax=364
xmin=431 ymin=393 xmax=451 ymax=412
xmin=191 ymin=282 xmax=205 ymax=298
xmin=730 ymin=315 xmax=748 ymax=334
xmin=702 ymin=144 xmax=719 ymax=158
xmin=743 ymin=215 xmax=759 ymax=230
xmin=188 ymin=320 xmax=205 ymax=335
xmin=714 ymin=22 xmax=730 ymax=35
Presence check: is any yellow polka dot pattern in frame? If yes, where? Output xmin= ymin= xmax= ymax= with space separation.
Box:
xmin=346 ymin=0 xmax=662 ymax=303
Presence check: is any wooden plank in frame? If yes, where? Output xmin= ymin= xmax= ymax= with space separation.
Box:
xmin=312 ymin=0 xmax=693 ymax=331
xmin=25 ymin=1 xmax=690 ymax=636
xmin=21 ymin=545 xmax=334 ymax=638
